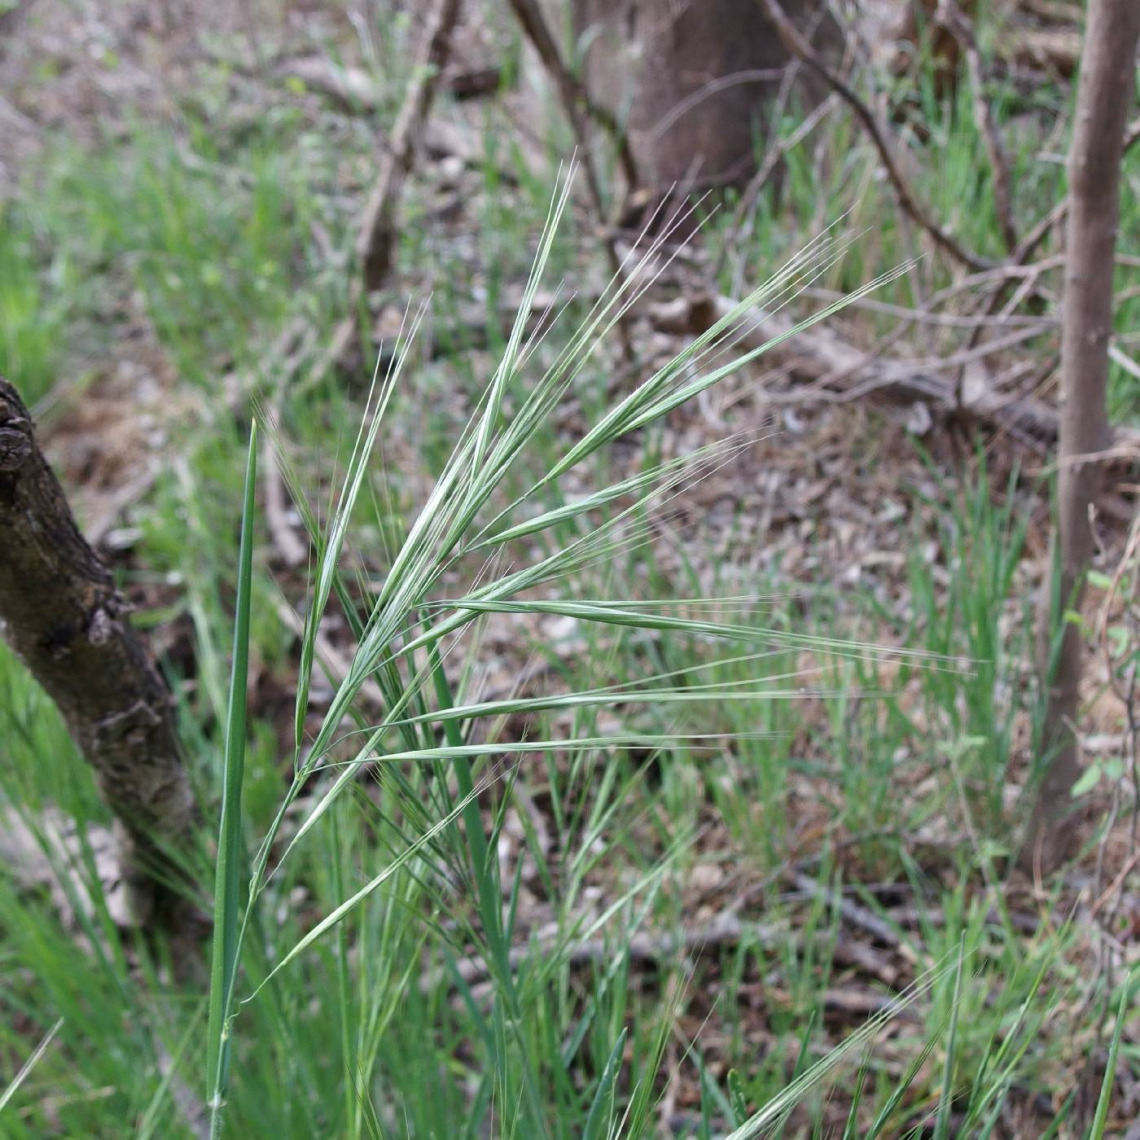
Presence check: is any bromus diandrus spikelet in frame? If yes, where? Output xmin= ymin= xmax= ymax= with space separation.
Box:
xmin=206 ymin=168 xmax=957 ymax=1136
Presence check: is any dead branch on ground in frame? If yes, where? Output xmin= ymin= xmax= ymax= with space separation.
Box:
xmin=275 ymin=54 xmax=499 ymax=112
xmin=645 ymin=292 xmax=1140 ymax=458
xmin=423 ymin=911 xmax=916 ymax=1011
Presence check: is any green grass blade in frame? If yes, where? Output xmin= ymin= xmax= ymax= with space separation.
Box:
xmin=246 ymin=785 xmax=478 ymax=994
xmin=933 ymin=936 xmax=966 ymax=1140
xmin=0 ymin=1017 xmax=63 ymax=1115
xmin=581 ymin=1027 xmax=627 ymax=1140
xmin=863 ymin=1037 xmax=940 ymax=1140
xmin=1089 ymin=985 xmax=1129 ymax=1140
xmin=292 ymin=306 xmax=422 ymax=754
xmin=137 ymin=1005 xmax=206 ymax=1140
xmin=727 ymin=955 xmax=958 ymax=1139
xmin=425 ymin=628 xmax=510 ymax=985
xmin=206 ymin=420 xmax=259 ymax=1136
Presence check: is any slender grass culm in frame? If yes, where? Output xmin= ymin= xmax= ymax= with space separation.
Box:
xmin=207 ymin=421 xmax=258 ymax=1136
xmin=202 ymin=171 xmax=961 ymax=1136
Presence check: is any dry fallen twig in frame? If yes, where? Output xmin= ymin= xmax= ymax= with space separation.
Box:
xmin=791 ymin=872 xmax=914 ymax=958
xmin=429 ymin=913 xmax=812 ymax=992
xmin=253 ymin=323 xmax=318 ymax=568
xmin=262 ymin=434 xmax=307 ymax=569
xmin=275 ymin=53 xmax=500 ymax=110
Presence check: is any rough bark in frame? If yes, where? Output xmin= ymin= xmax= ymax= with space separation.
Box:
xmin=1025 ymin=0 xmax=1140 ymax=871
xmin=0 ymin=376 xmax=196 ymax=925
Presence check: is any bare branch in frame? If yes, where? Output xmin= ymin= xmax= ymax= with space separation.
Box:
xmin=646 ymin=292 xmax=1140 ymax=455
xmin=355 ymin=0 xmax=463 ymax=294
xmin=506 ymin=0 xmax=639 ymax=361
xmin=324 ymin=0 xmax=462 ymax=377
xmin=506 ymin=0 xmax=639 ymax=191
xmin=757 ymin=0 xmax=993 ymax=273
xmin=0 ymin=377 xmax=197 ymax=930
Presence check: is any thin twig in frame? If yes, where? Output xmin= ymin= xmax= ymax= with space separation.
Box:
xmin=506 ymin=0 xmax=639 ymax=362
xmin=939 ymin=0 xmax=1018 ymax=251
xmin=801 ymin=287 xmax=1051 ymax=329
xmin=505 ymin=0 xmax=639 ymax=191
xmin=428 ymin=913 xmax=808 ymax=993
xmin=716 ymin=91 xmax=838 ymax=286
xmin=356 ymin=0 xmax=462 ymax=293
xmin=757 ymin=0 xmax=992 ymax=273
xmin=262 ymin=433 xmax=308 ymax=568
xmin=970 ymin=114 xmax=1140 ymax=323
xmin=326 ymin=0 xmax=463 ymax=377
xmin=255 ymin=324 xmax=317 ymax=568
xmin=791 ymin=872 xmax=915 ymax=960
xmin=647 ymin=291 xmax=1135 ymax=451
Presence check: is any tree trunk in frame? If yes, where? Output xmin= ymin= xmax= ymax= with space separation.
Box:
xmin=0 ymin=376 xmax=196 ymax=927
xmin=1026 ymin=0 xmax=1140 ymax=871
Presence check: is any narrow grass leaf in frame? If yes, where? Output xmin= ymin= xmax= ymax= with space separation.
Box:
xmin=933 ymin=936 xmax=966 ymax=1140
xmin=247 ymin=786 xmax=478 ymax=993
xmin=1089 ymin=984 xmax=1129 ymax=1140
xmin=206 ymin=421 xmax=258 ymax=1135
xmin=582 ymin=1027 xmax=628 ymax=1140
xmin=0 ymin=1017 xmax=63 ymax=1115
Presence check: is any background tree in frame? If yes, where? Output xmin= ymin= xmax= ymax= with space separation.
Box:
xmin=1027 ymin=0 xmax=1140 ymax=869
